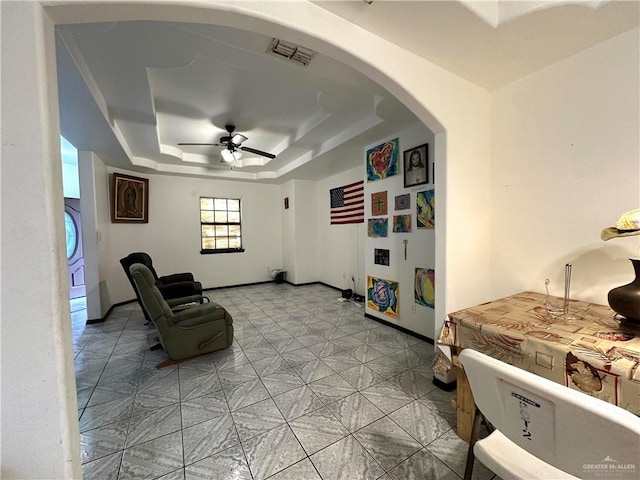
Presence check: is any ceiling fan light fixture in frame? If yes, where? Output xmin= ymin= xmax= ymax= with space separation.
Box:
xmin=221 ymin=148 xmax=242 ymax=163
xmin=231 ymin=133 xmax=248 ymax=145
xmin=179 ymin=125 xmax=274 ymax=161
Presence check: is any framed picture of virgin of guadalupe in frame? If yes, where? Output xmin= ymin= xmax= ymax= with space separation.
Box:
xmin=111 ymin=173 xmax=149 ymax=223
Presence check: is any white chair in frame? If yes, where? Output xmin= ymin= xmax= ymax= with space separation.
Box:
xmin=458 ymin=349 xmax=640 ymax=480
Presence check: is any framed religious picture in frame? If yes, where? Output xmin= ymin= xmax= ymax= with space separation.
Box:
xmin=371 ymin=191 xmax=388 ymax=216
xmin=111 ymin=172 xmax=149 ymax=223
xmin=403 ymin=143 xmax=429 ymax=188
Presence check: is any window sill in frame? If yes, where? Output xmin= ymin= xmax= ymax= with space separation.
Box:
xmin=200 ymin=248 xmax=245 ymax=255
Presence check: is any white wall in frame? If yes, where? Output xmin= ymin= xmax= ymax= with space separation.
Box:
xmin=95 ymin=155 xmax=114 ymax=314
xmin=280 ymin=179 xmax=318 ymax=284
xmin=280 ymin=180 xmax=296 ymax=284
xmin=61 ymin=136 xmax=80 ymax=198
xmin=316 ymin=165 xmax=367 ymax=292
xmin=364 ymin=124 xmax=437 ymax=339
xmin=490 ymin=28 xmax=640 ymax=305
xmin=281 ymin=180 xmax=296 ymax=281
xmin=291 ymin=180 xmax=319 ymax=284
xmin=106 ymin=169 xmax=283 ymax=304
xmin=78 ymin=151 xmax=112 ymax=318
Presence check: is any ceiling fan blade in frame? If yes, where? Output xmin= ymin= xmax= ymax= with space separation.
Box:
xmin=177 ymin=143 xmax=223 ymax=146
xmin=240 ymin=146 xmax=276 ymax=159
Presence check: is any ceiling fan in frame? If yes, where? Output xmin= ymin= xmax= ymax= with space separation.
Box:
xmin=178 ymin=125 xmax=276 ymax=163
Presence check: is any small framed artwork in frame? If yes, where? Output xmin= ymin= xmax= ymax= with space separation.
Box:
xmin=367 ymin=138 xmax=399 ymax=182
xmin=374 ymin=248 xmax=390 ymax=266
xmin=393 ymin=214 xmax=412 ymax=233
xmin=371 ymin=191 xmax=388 ymax=216
xmin=394 ymin=194 xmax=410 ymax=210
xmin=414 ymin=267 xmax=435 ymax=309
xmin=367 ymin=276 xmax=399 ymax=318
xmin=403 ymin=143 xmax=429 ymax=188
xmin=416 ymin=189 xmax=435 ymax=229
xmin=368 ymin=218 xmax=388 ymax=237
xmin=111 ymin=173 xmax=149 ymax=223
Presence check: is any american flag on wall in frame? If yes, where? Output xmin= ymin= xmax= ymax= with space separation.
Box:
xmin=330 ymin=180 xmax=365 ymax=225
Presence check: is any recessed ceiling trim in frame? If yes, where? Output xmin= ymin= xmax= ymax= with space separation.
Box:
xmin=271 ymin=110 xmax=332 ymax=155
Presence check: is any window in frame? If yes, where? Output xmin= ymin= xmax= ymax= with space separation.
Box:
xmin=200 ymin=197 xmax=244 ymax=254
xmin=64 ymin=211 xmax=79 ymax=259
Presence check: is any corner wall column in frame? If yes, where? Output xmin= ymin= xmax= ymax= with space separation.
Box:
xmin=1 ymin=2 xmax=81 ymax=477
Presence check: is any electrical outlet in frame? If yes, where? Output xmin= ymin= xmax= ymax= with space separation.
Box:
xmin=411 ymin=304 xmax=416 ymax=314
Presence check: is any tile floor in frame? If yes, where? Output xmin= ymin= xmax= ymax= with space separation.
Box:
xmin=72 ymin=283 xmax=496 ymax=479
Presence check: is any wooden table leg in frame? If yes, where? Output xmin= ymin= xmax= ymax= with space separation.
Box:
xmin=455 ymin=360 xmax=476 ymax=443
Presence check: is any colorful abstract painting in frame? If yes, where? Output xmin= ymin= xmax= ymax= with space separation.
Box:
xmin=416 ymin=189 xmax=435 ymax=229
xmin=392 ymin=215 xmax=412 ymax=233
xmin=366 ymin=138 xmax=399 ymax=182
xmin=368 ymin=218 xmax=388 ymax=237
xmin=367 ymin=276 xmax=399 ymax=318
xmin=415 ymin=268 xmax=435 ymax=309
xmin=371 ymin=191 xmax=388 ymax=216
xmin=394 ymin=194 xmax=410 ymax=210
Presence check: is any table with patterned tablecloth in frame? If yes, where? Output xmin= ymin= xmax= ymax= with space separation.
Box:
xmin=434 ymin=291 xmax=640 ymax=441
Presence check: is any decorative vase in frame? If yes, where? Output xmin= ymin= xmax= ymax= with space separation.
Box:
xmin=608 ymin=258 xmax=640 ymax=323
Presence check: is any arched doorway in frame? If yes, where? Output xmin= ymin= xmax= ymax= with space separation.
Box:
xmin=5 ymin=2 xmax=495 ymax=477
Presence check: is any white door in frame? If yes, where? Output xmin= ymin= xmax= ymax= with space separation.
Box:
xmin=65 ymin=198 xmax=85 ymax=299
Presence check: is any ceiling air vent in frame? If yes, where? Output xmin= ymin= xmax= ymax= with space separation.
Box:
xmin=267 ymin=38 xmax=314 ymax=66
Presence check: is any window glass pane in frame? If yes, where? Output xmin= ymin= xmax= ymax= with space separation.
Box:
xmin=200 ymin=196 xmax=242 ymax=252
xmin=201 ymin=211 xmax=214 ymax=223
xmin=202 ymin=225 xmax=216 ymax=237
xmin=200 ymin=198 xmax=213 ymax=210
xmin=65 ymin=212 xmax=78 ymax=259
xmin=202 ymin=237 xmax=216 ymax=249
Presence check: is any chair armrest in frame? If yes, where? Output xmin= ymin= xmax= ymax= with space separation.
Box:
xmin=173 ymin=302 xmax=231 ymax=328
xmin=157 ymin=281 xmax=202 ymax=299
xmin=167 ymin=295 xmax=202 ymax=309
xmin=157 ymin=272 xmax=195 ymax=285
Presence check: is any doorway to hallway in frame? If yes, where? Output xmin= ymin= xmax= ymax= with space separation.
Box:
xmin=61 ymin=135 xmax=87 ymax=322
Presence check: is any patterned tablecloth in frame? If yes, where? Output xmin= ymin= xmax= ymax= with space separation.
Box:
xmin=435 ymin=291 xmax=640 ymax=415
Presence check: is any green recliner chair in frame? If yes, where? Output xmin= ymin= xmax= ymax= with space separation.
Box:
xmin=129 ymin=263 xmax=233 ymax=367
xmin=120 ymin=252 xmax=207 ymax=325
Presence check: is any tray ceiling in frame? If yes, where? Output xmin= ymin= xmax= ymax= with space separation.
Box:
xmin=55 ymin=1 xmax=638 ymax=183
